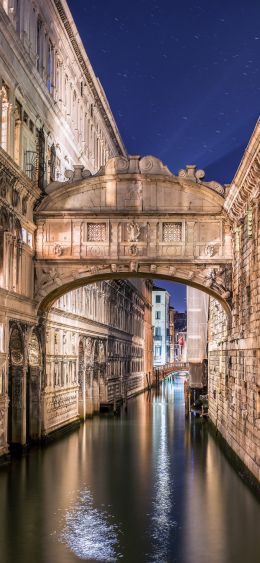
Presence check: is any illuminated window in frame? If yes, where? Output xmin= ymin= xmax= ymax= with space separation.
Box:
xmin=1 ymin=84 xmax=9 ymax=152
xmin=155 ymin=346 xmax=161 ymax=357
xmin=0 ymin=323 xmax=4 ymax=353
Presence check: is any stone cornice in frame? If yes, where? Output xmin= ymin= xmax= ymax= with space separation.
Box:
xmin=49 ymin=308 xmax=137 ymax=339
xmin=224 ymin=118 xmax=260 ymax=221
xmin=53 ymin=0 xmax=126 ymax=157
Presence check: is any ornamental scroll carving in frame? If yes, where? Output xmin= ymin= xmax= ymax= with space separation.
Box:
xmin=35 ymin=267 xmax=63 ymax=296
xmin=203 ymin=266 xmax=232 ymax=298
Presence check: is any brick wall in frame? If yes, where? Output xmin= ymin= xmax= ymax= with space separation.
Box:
xmin=208 ymin=201 xmax=260 ymax=482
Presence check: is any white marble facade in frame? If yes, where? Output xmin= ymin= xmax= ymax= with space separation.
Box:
xmin=44 ymin=280 xmax=151 ymax=433
xmin=0 ymin=0 xmax=131 ymax=455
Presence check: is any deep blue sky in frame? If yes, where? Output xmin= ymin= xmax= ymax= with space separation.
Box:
xmin=68 ymin=0 xmax=260 ymax=311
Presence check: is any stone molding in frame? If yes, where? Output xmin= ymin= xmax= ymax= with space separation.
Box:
xmin=52 ymin=0 xmax=126 ymax=157
xmin=34 ymin=261 xmax=232 ymax=316
xmin=224 ymin=119 xmax=260 ymax=220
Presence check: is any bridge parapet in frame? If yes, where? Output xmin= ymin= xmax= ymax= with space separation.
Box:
xmin=34 ymin=155 xmax=233 ymax=314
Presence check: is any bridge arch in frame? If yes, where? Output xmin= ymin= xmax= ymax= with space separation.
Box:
xmin=37 ymin=270 xmax=231 ymax=320
xmin=34 ymin=154 xmax=233 ymax=321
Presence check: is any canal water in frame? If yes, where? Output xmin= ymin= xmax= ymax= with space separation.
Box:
xmin=0 ymin=379 xmax=260 ymax=563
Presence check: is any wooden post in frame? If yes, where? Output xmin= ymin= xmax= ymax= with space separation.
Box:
xmin=184 ymin=380 xmax=190 ymax=418
xmin=113 ymin=383 xmax=117 ymax=414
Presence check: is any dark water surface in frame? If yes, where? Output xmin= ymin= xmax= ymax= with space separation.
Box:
xmin=0 ymin=380 xmax=259 ymax=563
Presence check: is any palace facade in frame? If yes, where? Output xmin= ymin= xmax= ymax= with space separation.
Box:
xmin=0 ymin=0 xmax=152 ymax=455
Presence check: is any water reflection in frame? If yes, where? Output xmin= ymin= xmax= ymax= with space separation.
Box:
xmin=60 ymin=489 xmax=121 ymax=561
xmin=148 ymin=391 xmax=176 ymax=562
xmin=0 ymin=380 xmax=259 ymax=563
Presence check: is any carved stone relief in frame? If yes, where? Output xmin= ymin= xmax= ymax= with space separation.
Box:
xmin=129 ymin=244 xmax=138 ymax=256
xmin=127 ymin=221 xmax=141 ymax=242
xmin=22 ymin=196 xmax=28 ymax=215
xmin=28 ymin=331 xmax=41 ymax=367
xmin=54 ymin=243 xmax=63 ymax=256
xmin=12 ymin=189 xmax=19 ymax=208
xmin=9 ymin=327 xmax=24 ymax=365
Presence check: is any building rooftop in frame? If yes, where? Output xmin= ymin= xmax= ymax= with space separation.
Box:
xmin=152 ymin=285 xmax=167 ymax=292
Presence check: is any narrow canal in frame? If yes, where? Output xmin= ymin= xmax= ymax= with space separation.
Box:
xmin=0 ymin=379 xmax=259 ymax=563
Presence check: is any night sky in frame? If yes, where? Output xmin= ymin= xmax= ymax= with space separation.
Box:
xmin=68 ymin=0 xmax=260 ymax=311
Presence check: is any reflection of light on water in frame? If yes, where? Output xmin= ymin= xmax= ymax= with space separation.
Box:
xmin=149 ymin=394 xmax=177 ymax=562
xmin=60 ymin=489 xmax=121 ymax=561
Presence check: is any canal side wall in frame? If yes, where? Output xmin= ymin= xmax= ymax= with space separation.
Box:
xmin=208 ymin=297 xmax=260 ymax=483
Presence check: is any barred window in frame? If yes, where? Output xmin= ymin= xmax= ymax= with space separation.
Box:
xmin=87 ymin=223 xmax=106 ymax=242
xmin=163 ymin=222 xmax=182 ymax=242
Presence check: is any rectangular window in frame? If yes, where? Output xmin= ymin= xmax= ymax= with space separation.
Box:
xmin=47 ymin=41 xmax=54 ymax=94
xmin=156 ymin=295 xmax=161 ymax=303
xmin=155 ymin=346 xmax=161 ymax=357
xmin=155 ymin=327 xmax=161 ymax=336
xmin=87 ymin=223 xmax=106 ymax=242
xmin=163 ymin=222 xmax=182 ymax=242
xmin=155 ymin=311 xmax=161 ymax=319
xmin=36 ymin=18 xmax=42 ymax=73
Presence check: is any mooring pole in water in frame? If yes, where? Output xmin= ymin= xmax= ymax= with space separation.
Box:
xmin=113 ymin=383 xmax=117 ymax=414
xmin=123 ymin=383 xmax=128 ymax=412
xmin=184 ymin=380 xmax=190 ymax=417
xmin=124 ymin=398 xmax=128 ymax=412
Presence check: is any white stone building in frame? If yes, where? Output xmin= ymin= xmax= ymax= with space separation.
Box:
xmin=43 ymin=279 xmax=151 ymax=434
xmin=186 ymin=286 xmax=209 ymax=387
xmin=0 ymin=0 xmax=151 ymax=454
xmin=152 ymin=286 xmax=170 ymax=366
xmin=0 ymin=0 xmax=125 ymax=185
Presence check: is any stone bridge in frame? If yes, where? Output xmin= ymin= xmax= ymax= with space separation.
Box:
xmin=34 ymin=155 xmax=233 ymax=315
